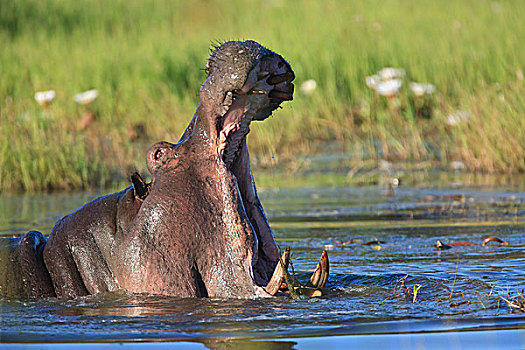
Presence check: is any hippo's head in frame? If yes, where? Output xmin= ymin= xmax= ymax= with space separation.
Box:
xmin=182 ymin=40 xmax=295 ymax=166
xmin=116 ymin=41 xmax=297 ymax=298
xmin=8 ymin=40 xmax=326 ymax=301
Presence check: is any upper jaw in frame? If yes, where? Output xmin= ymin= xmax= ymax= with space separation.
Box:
xmin=217 ymin=55 xmax=295 ymax=168
xmin=234 ymin=54 xmax=295 ymax=120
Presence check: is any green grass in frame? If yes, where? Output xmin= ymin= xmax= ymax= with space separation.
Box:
xmin=1 ymin=0 xmax=524 ymax=191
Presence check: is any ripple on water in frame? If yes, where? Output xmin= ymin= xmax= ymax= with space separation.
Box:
xmin=0 ymin=184 xmax=524 ymax=344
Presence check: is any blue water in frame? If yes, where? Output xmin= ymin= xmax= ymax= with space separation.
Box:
xmin=1 ymin=181 xmax=524 ymax=348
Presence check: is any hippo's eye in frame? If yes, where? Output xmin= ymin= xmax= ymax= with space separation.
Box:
xmin=154 ymin=148 xmax=164 ymax=161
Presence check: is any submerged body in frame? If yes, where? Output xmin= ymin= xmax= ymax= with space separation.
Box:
xmin=0 ymin=40 xmax=327 ymax=299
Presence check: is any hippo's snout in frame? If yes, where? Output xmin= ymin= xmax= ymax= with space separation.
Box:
xmin=146 ymin=141 xmax=179 ymax=173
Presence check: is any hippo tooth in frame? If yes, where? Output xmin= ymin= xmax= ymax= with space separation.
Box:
xmin=264 ymin=247 xmax=290 ymax=296
xmin=217 ymin=140 xmax=226 ymax=158
xmin=219 ymin=136 xmax=227 ymax=151
xmin=223 ymin=122 xmax=239 ymax=136
xmin=218 ymin=141 xmax=226 ymax=153
xmin=249 ymin=88 xmax=267 ymax=95
xmin=307 ymin=250 xmax=329 ymax=288
xmin=219 ymin=129 xmax=227 ymax=142
xmin=221 ymin=92 xmax=234 ymax=116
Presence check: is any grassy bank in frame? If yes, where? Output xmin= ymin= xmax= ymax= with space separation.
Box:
xmin=1 ymin=0 xmax=524 ymax=191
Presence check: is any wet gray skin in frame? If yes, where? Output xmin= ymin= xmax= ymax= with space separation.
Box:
xmin=0 ymin=40 xmax=296 ymax=299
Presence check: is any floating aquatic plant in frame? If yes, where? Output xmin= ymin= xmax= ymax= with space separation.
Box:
xmin=500 ymin=291 xmax=525 ymax=313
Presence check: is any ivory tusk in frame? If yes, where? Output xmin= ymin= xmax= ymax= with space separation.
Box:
xmin=264 ymin=247 xmax=290 ymax=296
xmin=307 ymin=250 xmax=329 ymax=288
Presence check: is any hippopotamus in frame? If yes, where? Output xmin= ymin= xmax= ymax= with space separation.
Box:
xmin=0 ymin=40 xmax=328 ymax=299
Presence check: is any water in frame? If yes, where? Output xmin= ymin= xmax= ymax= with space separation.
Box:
xmin=0 ymin=179 xmax=524 ymax=348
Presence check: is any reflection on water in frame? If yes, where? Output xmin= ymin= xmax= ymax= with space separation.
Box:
xmin=0 ymin=176 xmax=524 ymax=346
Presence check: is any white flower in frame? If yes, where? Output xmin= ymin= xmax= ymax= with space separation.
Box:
xmin=409 ymin=82 xmax=435 ymax=97
xmin=378 ymin=67 xmax=405 ymax=81
xmin=446 ymin=111 xmax=471 ymax=126
xmin=376 ymin=79 xmax=402 ymax=96
xmin=366 ymin=75 xmax=380 ymax=90
xmin=300 ymin=79 xmax=317 ymax=95
xmin=34 ymin=90 xmax=56 ymax=106
xmin=74 ymin=89 xmax=98 ymax=105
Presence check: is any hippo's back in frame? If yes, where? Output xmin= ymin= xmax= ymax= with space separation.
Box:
xmin=43 ymin=191 xmax=128 ymax=298
xmin=0 ymin=231 xmax=55 ymax=299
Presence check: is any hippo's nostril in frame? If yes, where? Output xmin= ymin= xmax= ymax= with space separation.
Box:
xmin=130 ymin=172 xmax=148 ymax=199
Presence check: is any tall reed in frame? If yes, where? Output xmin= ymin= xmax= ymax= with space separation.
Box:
xmin=1 ymin=0 xmax=524 ymax=191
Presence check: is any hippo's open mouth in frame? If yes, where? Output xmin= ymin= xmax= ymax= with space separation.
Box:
xmin=216 ymin=52 xmax=295 ymax=168
xmin=204 ymin=42 xmax=296 ymax=291
xmin=0 ymin=40 xmax=327 ymax=300
xmin=146 ymin=40 xmax=327 ymax=297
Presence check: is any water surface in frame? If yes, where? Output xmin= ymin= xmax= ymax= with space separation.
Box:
xmin=0 ymin=178 xmax=524 ymax=348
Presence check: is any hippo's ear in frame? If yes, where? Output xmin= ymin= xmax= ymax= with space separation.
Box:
xmin=146 ymin=141 xmax=177 ymax=174
xmin=130 ymin=172 xmax=148 ymax=200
